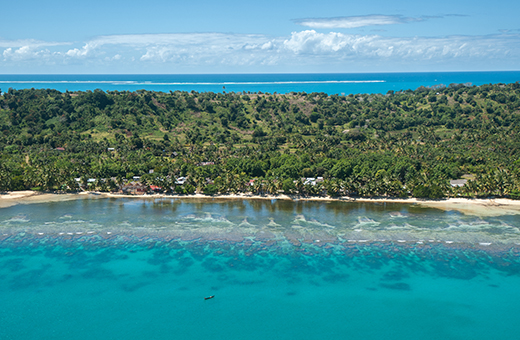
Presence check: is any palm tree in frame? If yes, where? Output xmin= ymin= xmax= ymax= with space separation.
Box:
xmin=0 ymin=164 xmax=11 ymax=191
xmin=214 ymin=175 xmax=228 ymax=194
xmin=294 ymin=179 xmax=305 ymax=195
xmin=265 ymin=178 xmax=277 ymax=195
xmin=23 ymin=165 xmax=38 ymax=189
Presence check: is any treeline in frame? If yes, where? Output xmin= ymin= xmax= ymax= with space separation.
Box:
xmin=0 ymin=82 xmax=519 ymax=199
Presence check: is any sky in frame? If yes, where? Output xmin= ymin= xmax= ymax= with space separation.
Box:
xmin=1 ymin=0 xmax=520 ymax=74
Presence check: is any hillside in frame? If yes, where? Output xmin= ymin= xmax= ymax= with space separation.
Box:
xmin=0 ymin=82 xmax=519 ymax=198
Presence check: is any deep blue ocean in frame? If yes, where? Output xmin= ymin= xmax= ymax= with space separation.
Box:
xmin=1 ymin=197 xmax=520 ymax=340
xmin=1 ymin=71 xmax=519 ymax=94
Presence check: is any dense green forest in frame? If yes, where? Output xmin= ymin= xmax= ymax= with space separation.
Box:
xmin=1 ymin=82 xmax=519 ymax=199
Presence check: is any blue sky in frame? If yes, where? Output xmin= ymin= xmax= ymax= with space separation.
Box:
xmin=1 ymin=0 xmax=519 ymax=73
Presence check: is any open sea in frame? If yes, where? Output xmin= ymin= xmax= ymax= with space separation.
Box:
xmin=1 ymin=196 xmax=520 ymax=340
xmin=0 ymin=71 xmax=519 ymax=95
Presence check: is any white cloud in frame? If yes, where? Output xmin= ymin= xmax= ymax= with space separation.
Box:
xmin=2 ymin=48 xmax=12 ymax=58
xmin=0 ymin=38 xmax=70 ymax=62
xmin=85 ymin=33 xmax=272 ymax=49
xmin=2 ymin=45 xmax=54 ymax=61
xmin=293 ymin=15 xmax=429 ymax=29
xmin=65 ymin=43 xmax=93 ymax=57
xmin=84 ymin=33 xmax=281 ymax=64
xmin=499 ymin=29 xmax=520 ymax=33
xmin=281 ymin=30 xmax=520 ymax=61
xmin=104 ymin=54 xmax=122 ymax=61
xmin=283 ymin=31 xmax=370 ymax=54
xmin=1 ymin=31 xmax=519 ymax=72
xmin=0 ymin=38 xmax=69 ymax=49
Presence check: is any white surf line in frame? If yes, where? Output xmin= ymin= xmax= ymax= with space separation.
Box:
xmin=0 ymin=80 xmax=386 ymax=85
xmin=140 ymin=80 xmax=388 ymax=85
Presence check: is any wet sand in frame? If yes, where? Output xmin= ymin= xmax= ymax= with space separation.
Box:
xmin=1 ymin=191 xmax=520 ymax=217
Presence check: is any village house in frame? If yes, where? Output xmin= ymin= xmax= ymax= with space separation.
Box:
xmin=149 ymin=185 xmax=163 ymax=193
xmin=175 ymin=177 xmax=187 ymax=185
xmin=121 ymin=182 xmax=148 ymax=195
xmin=450 ymin=179 xmax=468 ymax=187
xmin=302 ymin=177 xmax=324 ymax=186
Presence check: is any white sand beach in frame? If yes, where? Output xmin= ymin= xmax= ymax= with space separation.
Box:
xmin=2 ymin=191 xmax=520 ymax=217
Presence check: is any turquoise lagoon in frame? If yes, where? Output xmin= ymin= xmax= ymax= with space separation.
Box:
xmin=1 ymin=197 xmax=520 ymax=340
xmin=1 ymin=71 xmax=519 ymax=95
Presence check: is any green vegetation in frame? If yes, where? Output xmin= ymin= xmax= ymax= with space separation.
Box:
xmin=1 ymin=82 xmax=520 ymax=199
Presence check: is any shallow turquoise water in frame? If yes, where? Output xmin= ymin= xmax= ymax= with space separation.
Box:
xmin=1 ymin=72 xmax=519 ymax=94
xmin=1 ymin=197 xmax=520 ymax=340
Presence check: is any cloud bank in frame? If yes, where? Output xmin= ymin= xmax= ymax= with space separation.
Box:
xmin=293 ymin=15 xmax=429 ymax=29
xmin=1 ymin=30 xmax=519 ymax=72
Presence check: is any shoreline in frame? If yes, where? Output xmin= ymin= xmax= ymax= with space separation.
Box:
xmin=2 ymin=190 xmax=520 ymax=216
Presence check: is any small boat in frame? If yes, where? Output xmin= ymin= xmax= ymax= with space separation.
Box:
xmin=204 ymin=295 xmax=215 ymax=300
